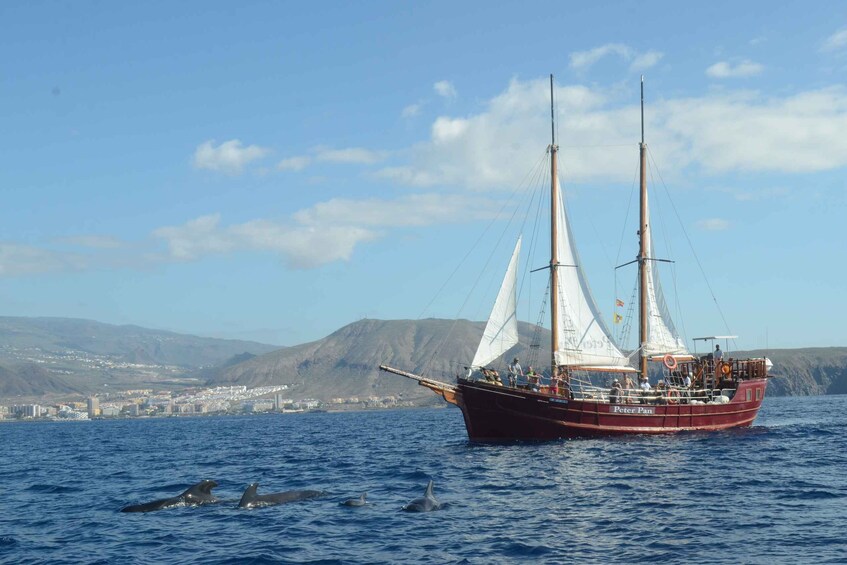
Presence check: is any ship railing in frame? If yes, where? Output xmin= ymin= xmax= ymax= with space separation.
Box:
xmin=677 ymin=357 xmax=768 ymax=386
xmin=570 ymin=385 xmax=736 ymax=405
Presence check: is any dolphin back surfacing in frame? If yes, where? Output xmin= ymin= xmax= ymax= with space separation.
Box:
xmin=341 ymin=492 xmax=368 ymax=507
xmin=402 ymin=480 xmax=442 ymax=512
xmin=121 ymin=480 xmax=219 ymax=513
xmin=238 ymin=483 xmax=325 ymax=509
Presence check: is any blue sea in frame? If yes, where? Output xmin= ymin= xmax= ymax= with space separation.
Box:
xmin=1 ymin=395 xmax=845 ymax=564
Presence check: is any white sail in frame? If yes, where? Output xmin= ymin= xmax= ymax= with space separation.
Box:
xmin=471 ymin=237 xmax=522 ymax=368
xmin=642 ymin=191 xmax=689 ymax=357
xmin=553 ymin=180 xmax=632 ymax=369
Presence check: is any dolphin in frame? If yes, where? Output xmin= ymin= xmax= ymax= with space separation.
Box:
xmin=402 ymin=480 xmax=443 ymax=512
xmin=121 ymin=480 xmax=219 ymax=513
xmin=237 ymin=483 xmax=325 ymax=509
xmin=340 ymin=493 xmax=368 ymax=507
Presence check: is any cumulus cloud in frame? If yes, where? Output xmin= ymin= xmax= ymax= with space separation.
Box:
xmin=278 ymin=156 xmax=311 ymax=171
xmin=570 ymin=43 xmax=632 ymax=70
xmin=630 ymin=50 xmax=664 ymax=72
xmin=372 ymin=78 xmax=847 ymax=190
xmin=822 ymin=27 xmax=847 ymax=52
xmin=153 ymin=213 xmax=375 ymax=269
xmin=152 ymin=192 xmax=497 ymax=270
xmin=292 ymin=193 xmax=500 ymax=228
xmin=376 ymin=78 xmax=632 ymax=188
xmin=569 ymin=44 xmax=663 ymax=72
xmin=706 ymin=60 xmax=764 ymax=78
xmin=277 ymin=147 xmax=387 ymax=172
xmin=434 ymin=80 xmax=457 ymax=98
xmin=696 ymin=218 xmax=730 ymax=231
xmin=193 ymin=139 xmax=270 ymax=174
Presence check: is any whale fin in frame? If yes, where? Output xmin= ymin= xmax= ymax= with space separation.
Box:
xmin=238 ymin=483 xmax=260 ymax=507
xmin=424 ymin=480 xmax=434 ymax=499
xmin=360 ymin=492 xmax=367 ymax=502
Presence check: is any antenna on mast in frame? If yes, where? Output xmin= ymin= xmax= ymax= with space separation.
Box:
xmin=550 ymin=74 xmax=555 ymax=146
xmin=640 ymin=75 xmax=645 ymax=145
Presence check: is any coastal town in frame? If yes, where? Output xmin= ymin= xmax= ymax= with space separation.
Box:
xmin=0 ymin=384 xmax=417 ymax=421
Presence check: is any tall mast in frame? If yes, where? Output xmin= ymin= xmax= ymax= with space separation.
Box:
xmin=638 ymin=76 xmax=649 ymax=380
xmin=549 ymin=74 xmax=560 ymax=374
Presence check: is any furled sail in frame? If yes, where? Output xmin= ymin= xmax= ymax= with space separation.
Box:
xmin=471 ymin=237 xmax=521 ymax=368
xmin=642 ymin=191 xmax=688 ymax=357
xmin=553 ymin=180 xmax=633 ymax=369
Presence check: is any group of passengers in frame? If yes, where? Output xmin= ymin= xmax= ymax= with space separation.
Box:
xmin=609 ymin=372 xmax=695 ymax=405
xmin=477 ymin=346 xmax=733 ymax=403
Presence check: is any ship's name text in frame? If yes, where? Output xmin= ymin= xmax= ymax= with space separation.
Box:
xmin=611 ymin=405 xmax=656 ymax=415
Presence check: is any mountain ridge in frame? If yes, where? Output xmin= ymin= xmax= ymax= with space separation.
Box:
xmin=203 ymin=318 xmax=847 ymax=401
xmin=1 ymin=316 xmax=845 ymax=402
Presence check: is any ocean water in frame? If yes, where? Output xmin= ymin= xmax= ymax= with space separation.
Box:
xmin=1 ymin=395 xmax=845 ymax=564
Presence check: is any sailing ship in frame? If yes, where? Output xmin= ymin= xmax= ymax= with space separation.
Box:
xmin=380 ymin=76 xmax=771 ymax=440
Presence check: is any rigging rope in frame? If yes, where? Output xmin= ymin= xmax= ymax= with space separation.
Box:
xmin=418 ymin=151 xmax=551 ymax=378
xmin=646 ymin=147 xmax=736 ymax=348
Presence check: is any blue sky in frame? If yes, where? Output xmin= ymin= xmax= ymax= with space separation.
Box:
xmin=1 ymin=1 xmax=845 ymax=350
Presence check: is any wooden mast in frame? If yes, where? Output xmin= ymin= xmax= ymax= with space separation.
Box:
xmin=638 ymin=76 xmax=649 ymax=381
xmin=549 ymin=74 xmax=560 ymax=376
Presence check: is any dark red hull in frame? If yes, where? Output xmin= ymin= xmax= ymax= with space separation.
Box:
xmin=454 ymin=378 xmax=768 ymax=441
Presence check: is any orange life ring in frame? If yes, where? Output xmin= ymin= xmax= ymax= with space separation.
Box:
xmin=721 ymin=363 xmax=731 ymax=375
xmin=663 ymin=354 xmax=677 ymax=370
xmin=667 ymin=389 xmax=679 ymax=404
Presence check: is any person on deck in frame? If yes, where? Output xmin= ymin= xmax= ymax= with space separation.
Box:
xmin=609 ymin=379 xmax=623 ymax=404
xmin=683 ymin=373 xmax=692 ymax=403
xmin=526 ymin=367 xmax=540 ymax=391
xmin=550 ymin=371 xmax=560 ymax=396
xmin=508 ymin=358 xmax=522 ymax=387
xmin=714 ymin=344 xmax=723 ymax=362
xmin=622 ymin=374 xmax=635 ymax=402
xmin=639 ymin=375 xmax=652 ymax=404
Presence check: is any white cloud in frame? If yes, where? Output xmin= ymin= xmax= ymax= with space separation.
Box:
xmin=706 ymin=60 xmax=764 ymax=78
xmin=193 ymin=139 xmax=270 ymax=174
xmin=569 ymin=43 xmax=632 ymax=70
xmin=57 ymin=235 xmax=123 ymax=249
xmin=663 ymin=87 xmax=847 ymax=173
xmin=278 ymin=156 xmax=311 ymax=171
xmin=707 ymin=185 xmax=789 ymax=202
xmin=434 ymin=80 xmax=457 ymax=98
xmin=372 ymin=78 xmax=847 ymax=189
xmin=292 ymin=193 xmax=500 ymax=227
xmin=376 ymin=78 xmax=629 ymax=188
xmin=0 ymin=243 xmax=87 ymax=276
xmin=151 ymin=192 xmax=503 ymax=270
xmin=822 ymin=27 xmax=847 ymax=52
xmin=402 ymin=103 xmax=422 ymax=118
xmin=568 ymin=44 xmax=663 ymax=73
xmin=277 ymin=147 xmax=386 ymax=172
xmin=696 ymin=218 xmax=730 ymax=231
xmin=315 ymin=147 xmax=386 ymax=164
xmin=153 ymin=213 xmax=376 ymax=269
xmin=630 ymin=50 xmax=664 ymax=72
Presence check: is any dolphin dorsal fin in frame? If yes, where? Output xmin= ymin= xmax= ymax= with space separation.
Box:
xmin=238 ymin=483 xmax=259 ymax=507
xmin=360 ymin=492 xmax=367 ymax=502
xmin=424 ymin=480 xmax=434 ymax=498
